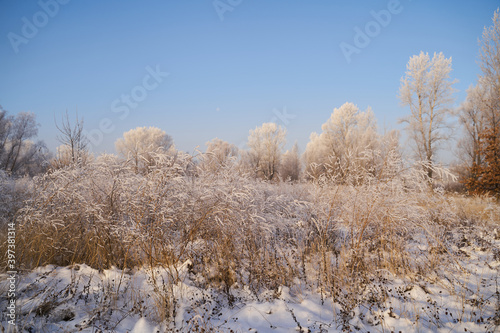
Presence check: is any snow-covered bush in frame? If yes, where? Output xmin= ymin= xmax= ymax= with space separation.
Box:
xmin=10 ymin=148 xmax=459 ymax=280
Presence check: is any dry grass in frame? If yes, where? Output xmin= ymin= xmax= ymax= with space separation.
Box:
xmin=1 ymin=151 xmax=500 ymax=331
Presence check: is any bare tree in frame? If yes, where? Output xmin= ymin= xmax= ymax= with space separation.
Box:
xmin=399 ymin=51 xmax=457 ymax=179
xmin=115 ymin=126 xmax=174 ymax=172
xmin=247 ymin=123 xmax=286 ymax=181
xmin=55 ymin=111 xmax=89 ymax=165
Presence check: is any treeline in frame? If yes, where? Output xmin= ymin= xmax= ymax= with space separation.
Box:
xmin=1 ymin=9 xmax=499 ymax=197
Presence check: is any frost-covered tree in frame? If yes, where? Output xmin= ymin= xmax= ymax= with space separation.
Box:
xmin=247 ymin=122 xmax=286 ymax=180
xmin=303 ymin=132 xmax=325 ymax=179
xmin=1 ymin=112 xmax=38 ymax=172
xmin=303 ymin=102 xmax=379 ymax=181
xmin=399 ymin=51 xmax=457 ymax=179
xmin=479 ymin=10 xmax=500 ymax=117
xmin=0 ymin=110 xmax=48 ymax=175
xmin=374 ymin=129 xmax=402 ymax=180
xmin=201 ymin=138 xmax=238 ymax=173
xmin=460 ymin=9 xmax=500 ymax=195
xmin=115 ymin=126 xmax=174 ymax=172
xmin=281 ymin=142 xmax=301 ymax=182
xmin=12 ymin=140 xmax=50 ymax=175
xmin=0 ymin=107 xmax=10 ymax=161
xmin=457 ymin=85 xmax=486 ymax=175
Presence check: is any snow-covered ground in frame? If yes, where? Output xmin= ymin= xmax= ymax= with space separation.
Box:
xmin=2 ymin=230 xmax=500 ymax=333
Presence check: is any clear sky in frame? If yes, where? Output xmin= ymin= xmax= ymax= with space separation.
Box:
xmin=0 ymin=0 xmax=498 ymax=161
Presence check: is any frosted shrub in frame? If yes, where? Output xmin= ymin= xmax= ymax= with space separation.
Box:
xmin=12 ymin=151 xmax=308 ymax=294
xmin=304 ymin=151 xmax=461 ymax=293
xmin=16 ymin=155 xmax=136 ymax=269
xmin=4 ymin=148 xmax=476 ymax=317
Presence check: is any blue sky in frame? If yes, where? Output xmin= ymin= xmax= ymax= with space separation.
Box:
xmin=0 ymin=0 xmax=498 ymax=161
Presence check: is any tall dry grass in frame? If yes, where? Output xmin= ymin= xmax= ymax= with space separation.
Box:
xmin=1 ymin=150 xmax=499 ymax=329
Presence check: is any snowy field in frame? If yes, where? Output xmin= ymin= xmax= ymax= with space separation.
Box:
xmin=1 ymin=153 xmax=500 ymax=332
xmin=2 ymin=233 xmax=500 ymax=333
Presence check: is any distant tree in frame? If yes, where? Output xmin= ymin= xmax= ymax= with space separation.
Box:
xmin=478 ymin=10 xmax=500 ymax=115
xmin=13 ymin=139 xmax=51 ymax=176
xmin=115 ymin=126 xmax=174 ymax=172
xmin=0 ymin=109 xmax=49 ymax=175
xmin=1 ymin=111 xmax=37 ymax=172
xmin=457 ymin=84 xmax=486 ymax=184
xmin=460 ymin=9 xmax=500 ymax=196
xmin=374 ymin=129 xmax=402 ymax=180
xmin=303 ymin=102 xmax=378 ymax=181
xmin=303 ymin=132 xmax=326 ymax=179
xmin=399 ymin=51 xmax=457 ymax=179
xmin=247 ymin=123 xmax=286 ymax=180
xmin=0 ymin=107 xmax=10 ymax=162
xmin=201 ymin=138 xmax=238 ymax=173
xmin=55 ymin=111 xmax=89 ymax=165
xmin=281 ymin=142 xmax=301 ymax=182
